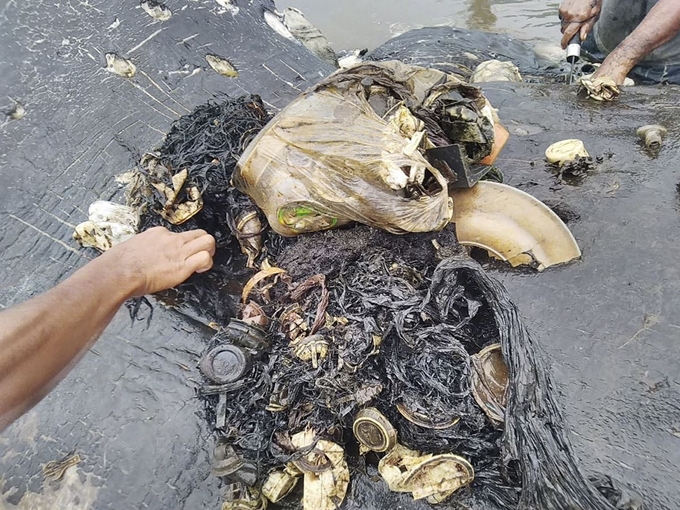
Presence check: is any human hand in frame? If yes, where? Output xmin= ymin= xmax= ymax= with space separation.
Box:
xmin=559 ymin=0 xmax=602 ymax=49
xmin=103 ymin=227 xmax=216 ymax=297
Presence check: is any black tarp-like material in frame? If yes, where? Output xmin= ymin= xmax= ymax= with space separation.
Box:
xmin=1 ymin=5 xmax=679 ymax=509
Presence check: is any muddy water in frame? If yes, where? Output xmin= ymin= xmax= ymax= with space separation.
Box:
xmin=278 ymin=0 xmax=562 ymax=51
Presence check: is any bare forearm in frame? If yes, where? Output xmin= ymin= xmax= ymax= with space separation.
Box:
xmin=607 ymin=0 xmax=680 ymax=72
xmin=0 ymin=254 xmax=135 ymax=429
xmin=0 ymin=226 xmax=215 ymax=431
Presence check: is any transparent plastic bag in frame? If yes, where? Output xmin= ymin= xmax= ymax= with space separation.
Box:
xmin=234 ymin=61 xmax=495 ymax=236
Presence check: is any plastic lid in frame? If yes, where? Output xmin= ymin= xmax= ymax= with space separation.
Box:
xmin=200 ymin=345 xmax=251 ymax=384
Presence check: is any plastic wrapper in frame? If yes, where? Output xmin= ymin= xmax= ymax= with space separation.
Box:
xmin=73 ymin=201 xmax=139 ymax=251
xmin=234 ymin=61 xmax=496 ymax=236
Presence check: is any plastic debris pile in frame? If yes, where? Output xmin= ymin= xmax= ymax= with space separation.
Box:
xmin=234 ymin=61 xmax=499 ymax=237
xmin=74 ymin=62 xmax=642 ymax=510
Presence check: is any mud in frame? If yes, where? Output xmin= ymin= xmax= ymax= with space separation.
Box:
xmin=0 ymin=4 xmax=679 ymax=510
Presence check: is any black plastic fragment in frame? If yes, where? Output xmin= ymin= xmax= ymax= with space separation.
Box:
xmin=427 ymin=144 xmax=492 ymax=188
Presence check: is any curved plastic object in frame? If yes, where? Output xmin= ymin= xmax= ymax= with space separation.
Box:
xmin=636 ymin=124 xmax=667 ymax=150
xmin=199 ymin=345 xmax=251 ymax=384
xmin=470 ymin=344 xmax=508 ymax=427
xmin=479 ymin=123 xmax=509 ymax=165
xmin=545 ymin=139 xmax=589 ymax=166
xmin=353 ymin=408 xmax=398 ymax=453
xmin=452 ymin=182 xmax=581 ymax=271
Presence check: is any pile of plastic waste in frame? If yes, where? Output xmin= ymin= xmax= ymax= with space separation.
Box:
xmin=74 ymin=62 xmax=642 ymax=510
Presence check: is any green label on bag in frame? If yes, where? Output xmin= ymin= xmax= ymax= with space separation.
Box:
xmin=277 ymin=203 xmax=338 ymax=233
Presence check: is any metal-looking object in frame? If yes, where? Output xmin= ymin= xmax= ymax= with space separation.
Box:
xmin=567 ymin=34 xmax=581 ymax=84
xmin=353 ymin=408 xmax=398 ymax=452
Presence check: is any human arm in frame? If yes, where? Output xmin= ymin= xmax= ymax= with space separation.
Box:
xmin=593 ymin=0 xmax=680 ymax=84
xmin=0 ymin=227 xmax=215 ymax=431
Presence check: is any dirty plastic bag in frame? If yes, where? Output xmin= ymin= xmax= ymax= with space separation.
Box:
xmin=73 ymin=200 xmax=139 ymax=251
xmin=234 ymin=61 xmax=496 ymax=236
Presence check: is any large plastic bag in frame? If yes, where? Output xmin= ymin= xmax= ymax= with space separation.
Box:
xmin=233 ymin=61 xmax=495 ymax=236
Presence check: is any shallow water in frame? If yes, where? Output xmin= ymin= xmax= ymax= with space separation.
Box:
xmin=278 ymin=0 xmax=562 ymax=51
